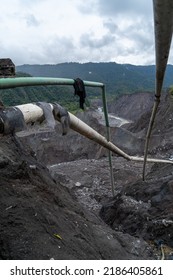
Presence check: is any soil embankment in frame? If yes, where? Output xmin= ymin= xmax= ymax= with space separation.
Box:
xmin=1 ymin=91 xmax=173 ymax=259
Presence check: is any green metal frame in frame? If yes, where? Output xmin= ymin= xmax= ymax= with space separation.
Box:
xmin=0 ymin=77 xmax=115 ymax=195
xmin=0 ymin=77 xmax=104 ymax=89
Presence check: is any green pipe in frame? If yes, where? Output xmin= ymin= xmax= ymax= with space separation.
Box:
xmin=0 ymin=76 xmax=115 ymax=195
xmin=102 ymin=85 xmax=110 ymax=141
xmin=0 ymin=76 xmax=114 ymax=194
xmin=102 ymin=85 xmax=115 ymax=196
xmin=0 ymin=77 xmax=104 ymax=89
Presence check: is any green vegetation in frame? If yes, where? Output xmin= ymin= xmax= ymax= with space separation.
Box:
xmin=0 ymin=73 xmax=96 ymax=113
xmin=169 ymin=85 xmax=173 ymax=95
xmin=16 ymin=62 xmax=160 ymax=94
xmin=0 ymin=84 xmax=81 ymax=113
xmin=1 ymin=62 xmax=173 ymax=112
xmin=0 ymin=69 xmax=108 ymax=113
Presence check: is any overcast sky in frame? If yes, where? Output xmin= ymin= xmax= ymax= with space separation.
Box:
xmin=0 ymin=0 xmax=173 ymax=66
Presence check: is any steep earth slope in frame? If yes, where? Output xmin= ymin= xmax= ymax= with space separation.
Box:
xmin=1 ymin=90 xmax=173 ymax=260
xmin=100 ymin=91 xmax=173 ymax=259
xmin=0 ymin=136 xmax=153 ymax=260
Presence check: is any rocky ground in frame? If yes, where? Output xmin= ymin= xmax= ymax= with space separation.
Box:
xmin=0 ymin=91 xmax=173 ymax=260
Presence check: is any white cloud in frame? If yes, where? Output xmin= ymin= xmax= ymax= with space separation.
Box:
xmin=0 ymin=0 xmax=172 ymax=66
xmin=26 ymin=14 xmax=40 ymax=27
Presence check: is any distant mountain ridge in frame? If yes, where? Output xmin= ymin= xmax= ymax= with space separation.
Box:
xmin=16 ymin=62 xmax=173 ymax=95
xmin=1 ymin=62 xmax=173 ymax=110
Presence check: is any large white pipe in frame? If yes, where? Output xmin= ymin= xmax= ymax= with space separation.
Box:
xmin=16 ymin=103 xmax=130 ymax=160
xmin=68 ymin=112 xmax=131 ymax=160
xmin=15 ymin=104 xmax=128 ymax=159
xmin=16 ymin=103 xmax=54 ymax=123
xmin=16 ymin=104 xmax=43 ymax=123
xmin=14 ymin=103 xmax=173 ymax=165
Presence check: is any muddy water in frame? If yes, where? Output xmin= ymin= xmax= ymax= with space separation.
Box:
xmin=95 ymin=107 xmax=132 ymax=127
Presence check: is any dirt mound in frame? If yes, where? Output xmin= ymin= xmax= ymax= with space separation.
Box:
xmin=131 ymin=91 xmax=173 ymax=158
xmin=100 ymin=163 xmax=173 ymax=259
xmin=0 ymin=136 xmax=154 ymax=260
xmin=108 ymin=92 xmax=154 ymax=121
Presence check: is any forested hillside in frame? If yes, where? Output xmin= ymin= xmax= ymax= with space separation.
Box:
xmin=0 ymin=84 xmax=80 ymax=112
xmin=0 ymin=73 xmax=81 ymax=112
xmin=1 ymin=62 xmax=173 ymax=111
xmin=17 ymin=62 xmax=173 ymax=94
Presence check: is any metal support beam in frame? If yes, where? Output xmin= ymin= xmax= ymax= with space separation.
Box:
xmin=0 ymin=77 xmax=104 ymax=89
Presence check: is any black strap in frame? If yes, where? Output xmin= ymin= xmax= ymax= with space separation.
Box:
xmin=53 ymin=103 xmax=70 ymax=135
xmin=36 ymin=102 xmax=56 ymax=129
xmin=73 ymin=78 xmax=86 ymax=109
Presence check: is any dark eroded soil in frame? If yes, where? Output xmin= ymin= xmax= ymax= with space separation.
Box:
xmin=1 ymin=91 xmax=173 ymax=259
xmin=0 ymin=136 xmax=154 ymax=260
